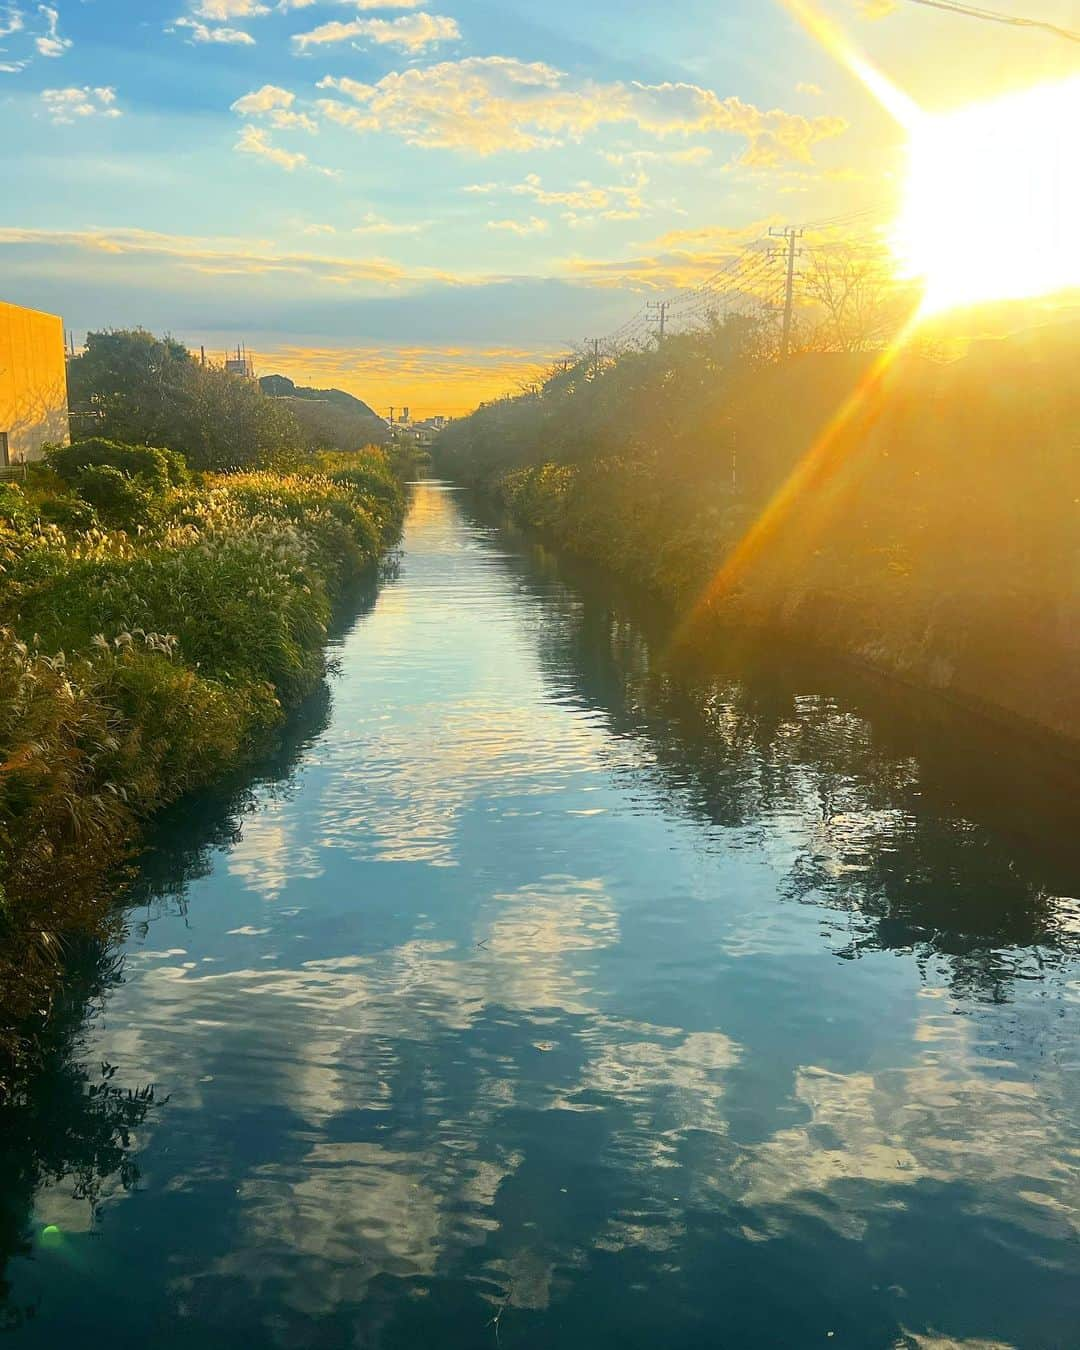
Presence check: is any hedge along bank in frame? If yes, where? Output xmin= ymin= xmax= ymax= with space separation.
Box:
xmin=0 ymin=443 xmax=407 ymax=1072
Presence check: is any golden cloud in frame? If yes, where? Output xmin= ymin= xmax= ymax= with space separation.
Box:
xmin=40 ymin=85 xmax=121 ymax=123
xmin=467 ymin=171 xmax=649 ymax=227
xmin=170 ymin=16 xmax=256 ymax=44
xmin=294 ymin=12 xmax=460 ymax=53
xmin=487 ymin=217 xmax=551 ymax=237
xmin=314 ymin=58 xmax=847 ymax=160
xmin=601 ymin=146 xmax=713 ymax=167
xmin=232 ymin=85 xmax=319 ymax=132
xmin=194 ymin=0 xmax=268 ymax=17
xmin=235 ymin=124 xmax=334 ymax=172
xmin=562 ymin=220 xmax=777 ymax=292
xmin=0 ymin=225 xmax=465 ymax=291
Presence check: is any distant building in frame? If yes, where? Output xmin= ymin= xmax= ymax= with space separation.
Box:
xmin=0 ymin=300 xmax=69 ymax=464
xmin=409 ymin=417 xmax=449 ymax=447
xmin=224 ymin=344 xmax=255 ymax=379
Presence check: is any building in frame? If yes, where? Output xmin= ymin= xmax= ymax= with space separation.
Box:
xmin=409 ymin=416 xmax=450 ymax=447
xmin=224 ymin=344 xmax=255 ymax=379
xmin=0 ymin=300 xmax=69 ymax=464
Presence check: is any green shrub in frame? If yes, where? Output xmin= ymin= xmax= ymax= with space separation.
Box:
xmin=47 ymin=438 xmax=188 ymax=493
xmin=95 ymin=640 xmax=281 ymax=806
xmin=312 ymin=449 xmax=406 ymax=540
xmin=74 ymin=465 xmax=156 ymax=529
xmin=0 ymin=485 xmax=35 ymax=531
xmin=37 ymin=494 xmax=99 ymax=534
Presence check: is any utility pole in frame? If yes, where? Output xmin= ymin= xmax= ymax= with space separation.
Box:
xmin=647 ymin=299 xmax=670 ymax=342
xmin=770 ymin=225 xmax=804 ymax=356
xmin=586 ymin=338 xmax=602 ymax=378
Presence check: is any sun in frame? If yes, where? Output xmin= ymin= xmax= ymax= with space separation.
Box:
xmin=777 ymin=0 xmax=1080 ymax=319
xmin=891 ymin=77 xmax=1080 ymax=316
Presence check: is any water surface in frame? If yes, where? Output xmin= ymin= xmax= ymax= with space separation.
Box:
xmin=3 ymin=482 xmax=1079 ymax=1348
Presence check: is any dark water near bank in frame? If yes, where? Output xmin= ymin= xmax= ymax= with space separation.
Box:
xmin=4 ymin=481 xmax=1080 ymax=1348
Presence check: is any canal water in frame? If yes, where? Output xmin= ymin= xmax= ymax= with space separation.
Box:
xmin=3 ymin=481 xmax=1079 ymax=1347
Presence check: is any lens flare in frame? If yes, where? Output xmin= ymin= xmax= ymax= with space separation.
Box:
xmin=892 ymin=77 xmax=1080 ymax=314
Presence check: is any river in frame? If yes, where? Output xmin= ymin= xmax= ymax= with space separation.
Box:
xmin=3 ymin=480 xmax=1079 ymax=1347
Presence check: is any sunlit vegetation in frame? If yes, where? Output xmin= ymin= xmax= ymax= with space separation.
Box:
xmin=67 ymin=329 xmax=303 ymax=471
xmin=436 ymin=306 xmax=1080 ymax=746
xmin=0 ymin=437 xmax=406 ymax=1072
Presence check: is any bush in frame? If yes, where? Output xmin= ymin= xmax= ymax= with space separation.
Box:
xmin=74 ymin=465 xmax=156 ymax=530
xmin=47 ymin=438 xmax=188 ymax=493
xmin=312 ymin=449 xmax=407 ymax=540
xmin=0 ymin=486 xmax=35 ymax=532
xmin=37 ymin=494 xmax=99 ymax=534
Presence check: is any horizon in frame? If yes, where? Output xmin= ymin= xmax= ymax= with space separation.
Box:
xmin=2 ymin=0 xmax=1077 ymax=417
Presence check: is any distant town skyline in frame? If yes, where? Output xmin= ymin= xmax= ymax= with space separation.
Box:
xmin=2 ymin=0 xmax=1075 ymax=415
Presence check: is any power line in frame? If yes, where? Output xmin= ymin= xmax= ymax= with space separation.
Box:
xmin=592 ymin=206 xmax=873 ymax=353
xmin=596 ymin=231 xmax=775 ymax=346
xmin=897 ymin=0 xmax=1080 ymax=42
xmin=646 ymin=299 xmax=671 ymax=340
xmin=799 ymin=206 xmax=884 ymax=233
xmin=769 ymin=225 xmax=804 ymax=357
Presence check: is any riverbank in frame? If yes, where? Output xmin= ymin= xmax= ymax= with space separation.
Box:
xmin=435 ymin=325 xmax=1080 ymax=751
xmin=3 ymin=480 xmax=1079 ymax=1348
xmin=0 ymin=448 xmax=407 ymax=1075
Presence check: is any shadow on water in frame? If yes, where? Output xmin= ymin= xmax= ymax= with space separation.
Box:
xmin=461 ymin=493 xmax=1080 ymax=999
xmin=0 ymin=568 xmax=390 ymax=1330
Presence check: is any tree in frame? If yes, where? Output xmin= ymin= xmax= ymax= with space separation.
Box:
xmin=176 ymin=364 xmax=300 ymax=471
xmin=67 ymin=329 xmax=193 ymax=447
xmin=67 ymin=329 xmax=301 ymax=470
xmin=797 ymin=244 xmax=918 ymax=353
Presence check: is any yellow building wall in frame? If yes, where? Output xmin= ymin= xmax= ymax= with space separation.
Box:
xmin=0 ymin=301 xmax=69 ymax=463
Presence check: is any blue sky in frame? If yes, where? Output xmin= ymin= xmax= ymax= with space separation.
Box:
xmin=1 ymin=0 xmax=1074 ymax=413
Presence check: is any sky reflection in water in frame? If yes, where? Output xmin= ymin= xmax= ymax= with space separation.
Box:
xmin=3 ymin=483 xmax=1079 ymax=1349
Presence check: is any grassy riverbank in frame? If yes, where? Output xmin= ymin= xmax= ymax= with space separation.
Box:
xmin=435 ymin=317 xmax=1080 ymax=749
xmin=0 ymin=446 xmax=406 ymax=1072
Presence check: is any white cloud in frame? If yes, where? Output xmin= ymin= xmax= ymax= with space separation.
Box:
xmin=314 ymin=58 xmax=846 ymax=162
xmin=796 ymin=81 xmax=824 ymax=96
xmin=601 ymin=146 xmax=712 ymax=166
xmin=235 ymin=123 xmax=337 ymax=174
xmin=231 ymin=82 xmax=316 ymax=130
xmin=236 ymin=123 xmax=307 ymax=169
xmin=279 ymin=0 xmax=427 ymax=8
xmin=195 ymin=0 xmax=268 ymax=16
xmin=271 ymin=108 xmax=317 ymax=130
xmin=467 ymin=170 xmax=648 ymax=227
xmin=486 ymin=216 xmax=549 ymax=237
xmin=172 ymin=16 xmax=256 ymax=43
xmin=231 ymin=82 xmax=293 ymax=114
xmin=0 ymin=224 xmax=460 ymax=290
xmin=294 ymin=12 xmax=458 ymax=52
xmin=0 ymin=4 xmax=23 ymax=39
xmin=302 ymin=222 xmax=336 ymax=235
xmin=352 ymin=211 xmax=428 ymax=235
xmin=41 ymin=85 xmax=120 ymax=122
xmin=35 ymin=4 xmax=70 ymax=57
